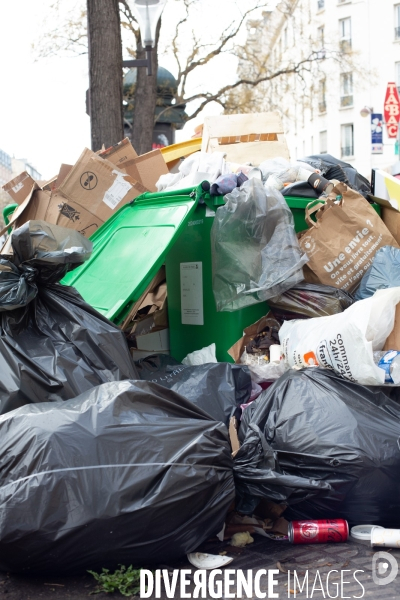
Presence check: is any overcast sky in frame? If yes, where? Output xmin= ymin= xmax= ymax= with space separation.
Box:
xmin=0 ymin=1 xmax=271 ymax=180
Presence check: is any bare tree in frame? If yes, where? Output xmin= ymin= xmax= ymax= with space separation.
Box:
xmin=34 ymin=0 xmax=357 ymax=154
xmin=87 ymin=0 xmax=124 ymax=150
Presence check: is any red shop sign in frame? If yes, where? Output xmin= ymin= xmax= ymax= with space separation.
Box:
xmin=384 ymin=82 xmax=400 ymax=138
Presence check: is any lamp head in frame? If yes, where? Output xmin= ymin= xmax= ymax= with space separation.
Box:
xmin=131 ymin=0 xmax=167 ymax=48
xmin=360 ymin=106 xmax=373 ymax=117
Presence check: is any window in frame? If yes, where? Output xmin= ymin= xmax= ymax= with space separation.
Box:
xmin=340 ymin=72 xmax=353 ymax=107
xmin=396 ymin=5 xmax=400 ymax=40
xmin=396 ymin=62 xmax=400 ymax=94
xmin=318 ymin=0 xmax=325 ymax=9
xmin=341 ymin=124 xmax=354 ymax=157
xmin=319 ymin=78 xmax=326 ymax=112
xmin=339 ymin=17 xmax=352 ymax=51
xmin=320 ymin=130 xmax=327 ymax=154
xmin=284 ymin=27 xmax=288 ymax=49
xmin=318 ymin=26 xmax=325 ymax=48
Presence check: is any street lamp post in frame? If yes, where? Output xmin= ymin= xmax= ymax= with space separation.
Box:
xmin=122 ymin=0 xmax=167 ymax=76
xmin=86 ymin=0 xmax=167 ymax=116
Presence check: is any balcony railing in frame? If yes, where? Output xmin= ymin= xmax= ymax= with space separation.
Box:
xmin=340 ymin=94 xmax=353 ymax=107
xmin=318 ymin=101 xmax=327 ymax=113
xmin=395 ymin=26 xmax=400 ymax=40
xmin=341 ymin=146 xmax=354 ymax=157
xmin=340 ymin=39 xmax=352 ymax=52
xmin=317 ymin=0 xmax=325 ymax=9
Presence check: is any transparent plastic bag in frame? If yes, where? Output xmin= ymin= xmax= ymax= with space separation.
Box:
xmin=211 ymin=178 xmax=308 ymax=312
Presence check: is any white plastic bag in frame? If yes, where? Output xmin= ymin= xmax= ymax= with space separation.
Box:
xmin=279 ymin=287 xmax=400 ymax=385
xmin=182 ymin=343 xmax=218 ymax=366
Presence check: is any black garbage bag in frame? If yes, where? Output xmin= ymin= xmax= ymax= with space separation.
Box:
xmin=355 ymin=245 xmax=400 ymax=300
xmin=268 ymin=282 xmax=354 ymax=319
xmin=235 ymin=368 xmax=400 ymax=525
xmin=282 ymin=181 xmax=320 ymax=199
xmin=133 ymin=353 xmax=181 ymax=377
xmin=0 ymin=220 xmax=137 ymax=414
xmin=0 ymin=380 xmax=235 ymax=574
xmin=135 ymin=360 xmax=252 ymax=426
xmin=298 ymin=154 xmax=371 ymax=197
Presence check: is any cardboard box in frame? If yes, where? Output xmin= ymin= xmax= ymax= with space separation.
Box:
xmin=54 ymin=164 xmax=73 ymax=189
xmin=2 ymin=172 xmax=38 ymax=205
xmin=100 ymin=139 xmax=168 ymax=192
xmin=136 ymin=328 xmax=169 ymax=352
xmin=99 ymin=137 xmax=138 ymax=168
xmin=0 ymin=187 xmax=52 ymax=244
xmin=201 ymin=112 xmax=290 ymax=166
xmin=45 ymin=149 xmax=149 ymax=237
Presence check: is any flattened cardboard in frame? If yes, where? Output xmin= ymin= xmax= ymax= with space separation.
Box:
xmin=136 ymin=328 xmax=169 ymax=352
xmin=122 ymin=149 xmax=169 ymax=191
xmin=229 ymin=416 xmax=240 ymax=457
xmin=201 ymin=112 xmax=290 ymax=166
xmin=20 ymin=190 xmax=51 ymax=223
xmin=0 ymin=188 xmax=52 ymax=254
xmin=54 ymin=164 xmax=73 ymax=189
xmin=45 ymin=193 xmax=104 ymax=238
xmin=99 ymin=137 xmax=138 ymax=168
xmin=0 ymin=187 xmax=50 ymax=237
xmin=2 ymin=172 xmax=38 ymax=205
xmin=44 ymin=150 xmax=149 ymax=236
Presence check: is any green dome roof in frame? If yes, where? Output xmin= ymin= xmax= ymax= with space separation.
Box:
xmin=124 ymin=66 xmax=177 ymax=98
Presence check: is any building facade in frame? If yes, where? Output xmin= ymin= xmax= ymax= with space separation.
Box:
xmin=240 ymin=0 xmax=400 ymax=179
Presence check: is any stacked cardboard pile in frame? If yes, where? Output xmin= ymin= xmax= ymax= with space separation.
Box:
xmin=1 ymin=138 xmax=169 ymax=245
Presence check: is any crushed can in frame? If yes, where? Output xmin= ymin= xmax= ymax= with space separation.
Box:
xmin=289 ymin=519 xmax=349 ymax=544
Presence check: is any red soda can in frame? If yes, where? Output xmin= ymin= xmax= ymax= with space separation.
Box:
xmin=288 ymin=519 xmax=349 ymax=544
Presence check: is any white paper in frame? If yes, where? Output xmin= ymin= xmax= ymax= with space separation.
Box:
xmin=180 ymin=262 xmax=204 ymax=325
xmin=103 ymin=171 xmax=132 ymax=210
xmin=11 ymin=182 xmax=24 ymax=194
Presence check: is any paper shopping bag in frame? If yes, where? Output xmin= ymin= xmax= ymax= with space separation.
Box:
xmin=298 ymin=182 xmax=399 ymax=293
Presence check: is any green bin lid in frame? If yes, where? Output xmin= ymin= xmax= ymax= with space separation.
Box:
xmin=62 ymin=187 xmax=201 ymax=323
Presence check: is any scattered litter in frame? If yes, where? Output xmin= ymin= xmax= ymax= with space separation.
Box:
xmin=351 ymin=525 xmax=384 ymax=541
xmin=230 ymin=532 xmax=254 ymax=547
xmin=187 ymin=552 xmax=234 ymax=569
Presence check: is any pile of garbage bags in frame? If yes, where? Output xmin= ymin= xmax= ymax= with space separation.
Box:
xmin=0 ymin=221 xmax=137 ymax=414
xmin=2 ymin=141 xmax=400 ymax=577
xmin=135 ymin=359 xmax=252 ymax=426
xmin=0 ymin=380 xmax=234 ymax=573
xmin=234 ymin=368 xmax=400 ymax=527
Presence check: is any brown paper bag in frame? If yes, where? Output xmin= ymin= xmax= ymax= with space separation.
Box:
xmin=298 ymin=183 xmax=400 ymax=293
xmin=227 ymin=313 xmax=275 ymax=363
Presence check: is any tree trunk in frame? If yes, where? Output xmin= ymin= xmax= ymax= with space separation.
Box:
xmin=130 ymin=20 xmax=161 ymax=155
xmin=87 ymin=0 xmax=124 ymax=151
